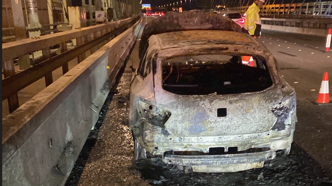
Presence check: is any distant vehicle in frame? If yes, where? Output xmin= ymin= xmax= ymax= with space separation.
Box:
xmin=215 ymin=10 xmax=245 ymax=27
xmin=149 ymin=8 xmax=166 ymax=16
xmin=151 ymin=11 xmax=165 ymax=16
xmin=144 ymin=10 xmax=165 ymax=16
xmin=130 ymin=11 xmax=297 ymax=173
xmin=141 ymin=8 xmax=151 ymax=16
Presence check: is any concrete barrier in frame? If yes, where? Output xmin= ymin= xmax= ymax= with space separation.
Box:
xmin=2 ymin=19 xmax=141 ymax=186
xmin=261 ymin=17 xmax=330 ymax=37
xmin=262 ymin=24 xmax=327 ymax=37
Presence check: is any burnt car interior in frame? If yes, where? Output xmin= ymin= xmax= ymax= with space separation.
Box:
xmin=162 ymin=54 xmax=273 ymax=95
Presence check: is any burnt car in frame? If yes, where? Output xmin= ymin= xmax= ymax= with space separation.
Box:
xmin=129 ymin=12 xmax=297 ymax=173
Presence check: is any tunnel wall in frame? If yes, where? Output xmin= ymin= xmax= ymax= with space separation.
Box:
xmin=2 ymin=19 xmax=140 ymax=186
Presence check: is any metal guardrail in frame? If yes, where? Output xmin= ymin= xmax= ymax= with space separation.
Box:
xmin=2 ymin=23 xmax=71 ymax=43
xmin=260 ymin=16 xmax=332 ymax=37
xmin=229 ymin=2 xmax=332 ymax=36
xmin=232 ymin=1 xmax=332 ymax=16
xmin=2 ymin=17 xmax=141 ymax=186
xmin=2 ymin=16 xmax=139 ymax=115
xmin=261 ymin=16 xmax=332 ymax=28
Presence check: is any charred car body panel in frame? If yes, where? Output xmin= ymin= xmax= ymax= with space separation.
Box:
xmin=130 ymin=13 xmax=297 ymax=173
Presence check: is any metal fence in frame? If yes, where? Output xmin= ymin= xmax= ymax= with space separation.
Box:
xmin=230 ymin=1 xmax=332 ymax=36
xmin=2 ymin=0 xmax=50 ymax=42
xmin=261 ymin=16 xmax=332 ymax=30
xmin=230 ymin=1 xmax=332 ymax=16
xmin=2 ymin=16 xmax=139 ymax=115
xmin=2 ymin=0 xmax=141 ymax=43
xmin=2 ymin=18 xmax=141 ymax=186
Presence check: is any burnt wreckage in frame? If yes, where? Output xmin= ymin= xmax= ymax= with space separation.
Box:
xmin=129 ymin=11 xmax=297 ymax=172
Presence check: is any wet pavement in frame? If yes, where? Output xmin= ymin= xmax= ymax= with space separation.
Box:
xmin=258 ymin=31 xmax=332 ymax=177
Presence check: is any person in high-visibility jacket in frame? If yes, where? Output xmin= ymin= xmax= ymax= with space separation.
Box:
xmin=243 ymin=0 xmax=265 ymax=38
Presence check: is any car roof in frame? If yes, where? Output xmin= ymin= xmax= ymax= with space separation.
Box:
xmin=150 ymin=30 xmax=256 ymax=50
xmin=139 ymin=11 xmax=241 ymax=59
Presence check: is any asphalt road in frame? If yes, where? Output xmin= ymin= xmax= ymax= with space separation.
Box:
xmin=258 ymin=30 xmax=332 ymax=180
xmin=66 ymin=18 xmax=332 ymax=186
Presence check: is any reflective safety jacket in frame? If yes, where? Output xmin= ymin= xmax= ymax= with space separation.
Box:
xmin=244 ymin=3 xmax=261 ymax=36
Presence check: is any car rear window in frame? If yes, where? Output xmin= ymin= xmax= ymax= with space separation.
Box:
xmin=227 ymin=13 xmax=242 ymax=19
xmin=162 ymin=55 xmax=273 ymax=95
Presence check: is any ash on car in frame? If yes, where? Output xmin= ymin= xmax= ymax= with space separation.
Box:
xmin=129 ymin=11 xmax=297 ymax=173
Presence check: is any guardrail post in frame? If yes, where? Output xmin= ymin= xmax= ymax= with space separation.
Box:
xmin=95 ymin=31 xmax=101 ymax=51
xmin=61 ymin=42 xmax=69 ymax=74
xmin=3 ymin=60 xmax=19 ymax=113
xmin=10 ymin=0 xmax=31 ymax=71
xmin=89 ymin=33 xmax=95 ymax=54
xmin=287 ymin=3 xmax=290 ymax=14
xmin=102 ymin=29 xmax=108 ymax=45
xmin=319 ymin=0 xmax=323 ymax=15
xmin=42 ymin=48 xmax=53 ymax=86
xmin=77 ymin=36 xmax=84 ymax=63
xmin=103 ymin=28 xmax=109 ymax=45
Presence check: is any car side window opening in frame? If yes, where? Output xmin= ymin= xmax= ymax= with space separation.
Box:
xmin=138 ymin=53 xmax=147 ymax=77
xmin=143 ymin=57 xmax=152 ymax=77
xmin=141 ymin=54 xmax=157 ymax=78
xmin=162 ymin=54 xmax=273 ymax=95
xmin=138 ymin=54 xmax=153 ymax=78
xmin=138 ymin=43 xmax=149 ymax=77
